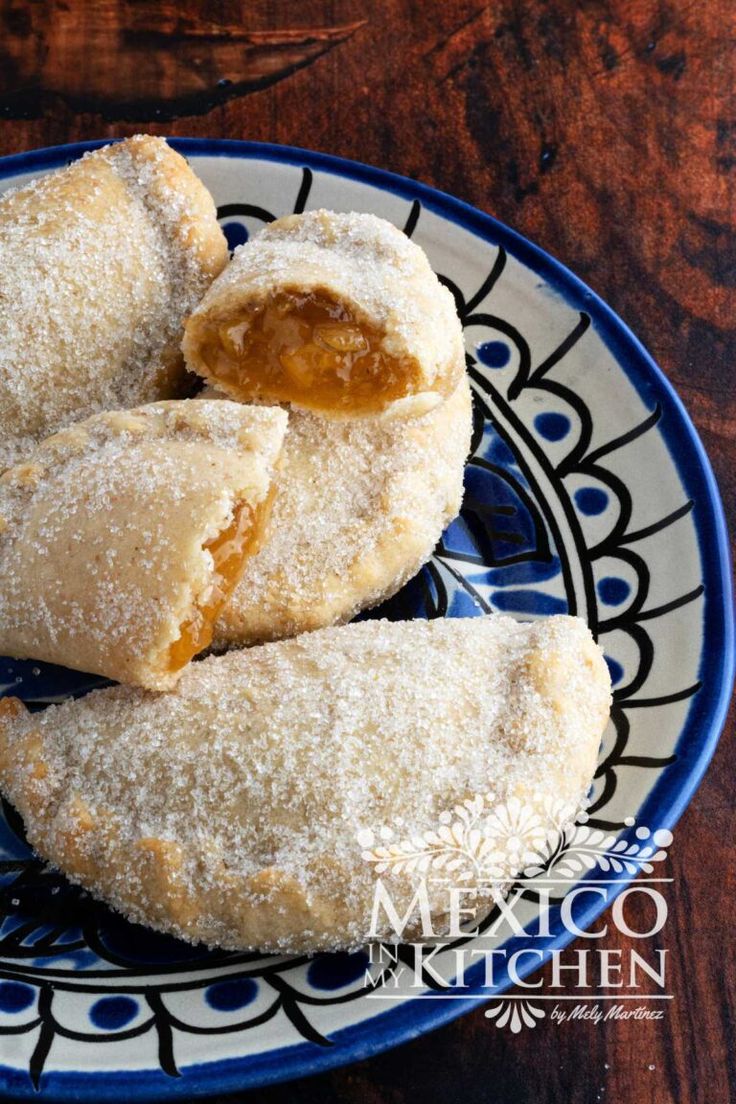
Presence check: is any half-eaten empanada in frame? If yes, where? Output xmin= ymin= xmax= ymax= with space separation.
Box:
xmin=0 ymin=616 xmax=610 ymax=952
xmin=183 ymin=210 xmax=465 ymax=420
xmin=0 ymin=400 xmax=286 ymax=689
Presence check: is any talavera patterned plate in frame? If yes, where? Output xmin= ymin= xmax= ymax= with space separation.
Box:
xmin=0 ymin=140 xmax=731 ymax=1100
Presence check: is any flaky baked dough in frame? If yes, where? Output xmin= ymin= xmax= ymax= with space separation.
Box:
xmin=212 ymin=375 xmax=472 ymax=647
xmin=0 ymin=400 xmax=287 ymax=689
xmin=0 ymin=616 xmax=611 ymax=953
xmin=0 ymin=136 xmax=228 ymax=469
xmin=182 ymin=209 xmax=465 ymax=419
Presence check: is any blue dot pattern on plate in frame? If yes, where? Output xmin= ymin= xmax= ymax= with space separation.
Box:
xmin=0 ymin=982 xmax=34 ymax=1014
xmin=476 ymin=340 xmax=511 ymax=368
xmin=89 ymin=996 xmax=139 ymax=1030
xmin=307 ymin=951 xmax=370 ymax=990
xmin=206 ymin=978 xmax=258 ymax=1012
xmin=222 ymin=221 xmax=249 ymax=251
xmin=605 ymin=656 xmax=624 ymax=685
xmin=534 ymin=412 xmax=571 ymax=441
xmin=575 ymin=487 xmax=609 ymax=516
xmin=597 ymin=577 xmax=631 ymax=605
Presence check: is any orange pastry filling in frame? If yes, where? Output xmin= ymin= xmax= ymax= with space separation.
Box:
xmin=167 ymin=496 xmax=271 ymax=672
xmin=200 ymin=292 xmax=419 ymax=415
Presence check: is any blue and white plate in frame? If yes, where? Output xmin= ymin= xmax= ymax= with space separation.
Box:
xmin=0 ymin=140 xmax=732 ymax=1100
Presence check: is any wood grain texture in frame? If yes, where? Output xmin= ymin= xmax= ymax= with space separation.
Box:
xmin=0 ymin=2 xmax=733 ymax=1102
xmin=0 ymin=1 xmax=365 ymax=119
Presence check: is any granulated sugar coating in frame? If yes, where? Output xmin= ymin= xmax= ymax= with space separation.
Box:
xmin=0 ymin=400 xmax=287 ymax=690
xmin=183 ymin=209 xmax=466 ymax=419
xmin=0 ymin=616 xmax=611 ymax=953
xmin=0 ymin=135 xmax=228 ymax=469
xmin=213 ymin=376 xmax=473 ymax=647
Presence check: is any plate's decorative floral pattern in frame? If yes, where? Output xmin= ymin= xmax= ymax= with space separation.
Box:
xmin=0 ymin=141 xmax=730 ymax=1100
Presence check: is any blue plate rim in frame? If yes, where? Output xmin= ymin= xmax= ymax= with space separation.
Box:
xmin=0 ymin=137 xmax=732 ymax=1100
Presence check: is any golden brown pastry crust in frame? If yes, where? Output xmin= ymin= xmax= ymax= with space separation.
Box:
xmin=0 ymin=135 xmax=228 ymax=469
xmin=182 ymin=210 xmax=465 ymax=419
xmin=0 ymin=616 xmax=611 ymax=952
xmin=212 ymin=376 xmax=472 ymax=647
xmin=0 ymin=400 xmax=287 ymax=689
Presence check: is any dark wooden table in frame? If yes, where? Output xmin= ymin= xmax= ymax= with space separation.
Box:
xmin=0 ymin=2 xmax=733 ymax=1101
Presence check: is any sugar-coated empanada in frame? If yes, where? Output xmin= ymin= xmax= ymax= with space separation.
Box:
xmin=0 ymin=136 xmax=228 ymax=469
xmin=0 ymin=617 xmax=610 ymax=952
xmin=183 ymin=210 xmax=465 ymax=420
xmin=0 ymin=400 xmax=286 ymax=689
xmin=212 ymin=376 xmax=472 ymax=647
